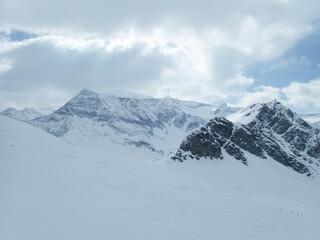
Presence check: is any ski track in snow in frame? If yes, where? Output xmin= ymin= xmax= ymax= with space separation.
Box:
xmin=1 ymin=115 xmax=320 ymax=240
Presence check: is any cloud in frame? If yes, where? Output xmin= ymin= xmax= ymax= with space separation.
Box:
xmin=0 ymin=34 xmax=173 ymax=95
xmin=0 ymin=58 xmax=13 ymax=74
xmin=0 ymin=0 xmax=320 ymax=112
xmin=236 ymin=86 xmax=282 ymax=107
xmin=282 ymin=79 xmax=320 ymax=108
xmin=235 ymin=79 xmax=320 ymax=112
xmin=0 ymin=29 xmax=258 ymax=108
xmin=1 ymin=0 xmax=319 ymax=34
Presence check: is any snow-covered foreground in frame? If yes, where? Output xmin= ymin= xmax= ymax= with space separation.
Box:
xmin=1 ymin=115 xmax=320 ymax=240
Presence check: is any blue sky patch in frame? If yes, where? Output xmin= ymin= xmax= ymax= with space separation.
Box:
xmin=245 ymin=26 xmax=320 ymax=88
xmin=0 ymin=29 xmax=38 ymax=42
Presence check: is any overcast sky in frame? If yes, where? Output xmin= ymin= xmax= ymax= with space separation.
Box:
xmin=1 ymin=0 xmax=320 ymax=113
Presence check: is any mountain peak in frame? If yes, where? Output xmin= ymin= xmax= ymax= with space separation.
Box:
xmin=1 ymin=107 xmax=41 ymax=120
xmin=76 ymin=89 xmax=99 ymax=99
xmin=174 ymin=101 xmax=320 ymax=177
xmin=1 ymin=107 xmax=18 ymax=114
xmin=30 ymin=89 xmax=209 ymax=152
xmin=267 ymin=99 xmax=280 ymax=105
xmin=79 ymin=88 xmax=96 ymax=95
xmin=263 ymin=99 xmax=289 ymax=111
xmin=77 ymin=88 xmax=152 ymax=100
xmin=213 ymin=103 xmax=240 ymax=118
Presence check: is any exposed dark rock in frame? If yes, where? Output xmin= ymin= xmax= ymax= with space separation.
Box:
xmin=231 ymin=127 xmax=265 ymax=158
xmin=173 ymin=101 xmax=319 ymax=177
xmin=307 ymin=137 xmax=320 ymax=159
xmin=126 ymin=140 xmax=163 ymax=154
xmin=207 ymin=118 xmax=233 ymax=139
xmin=224 ymin=142 xmax=247 ymax=165
xmin=180 ymin=127 xmax=223 ymax=159
xmin=249 ymin=102 xmax=294 ymax=134
xmin=283 ymin=127 xmax=310 ymax=152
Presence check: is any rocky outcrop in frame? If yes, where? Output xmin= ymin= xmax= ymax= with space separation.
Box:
xmin=173 ymin=118 xmax=260 ymax=166
xmin=173 ymin=101 xmax=320 ymax=177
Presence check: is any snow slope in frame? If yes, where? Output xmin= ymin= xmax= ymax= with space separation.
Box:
xmin=1 ymin=115 xmax=320 ymax=240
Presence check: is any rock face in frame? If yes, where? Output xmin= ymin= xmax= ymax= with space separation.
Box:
xmin=172 ymin=118 xmax=262 ymax=166
xmin=30 ymin=89 xmax=212 ymax=153
xmin=173 ymin=101 xmax=320 ymax=177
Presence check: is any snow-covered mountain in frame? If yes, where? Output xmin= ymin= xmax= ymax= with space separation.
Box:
xmin=1 ymin=107 xmax=41 ymax=120
xmin=212 ymin=103 xmax=320 ymax=130
xmin=212 ymin=103 xmax=241 ymax=118
xmin=30 ymin=89 xmax=213 ymax=153
xmin=2 ymin=114 xmax=320 ymax=240
xmin=173 ymin=100 xmax=320 ymax=177
xmin=28 ymin=92 xmax=320 ymax=177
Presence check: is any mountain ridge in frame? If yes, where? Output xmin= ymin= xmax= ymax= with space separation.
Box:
xmin=30 ymin=89 xmax=213 ymax=153
xmin=173 ymin=101 xmax=320 ymax=177
xmin=5 ymin=89 xmax=318 ymax=178
xmin=1 ymin=107 xmax=41 ymax=120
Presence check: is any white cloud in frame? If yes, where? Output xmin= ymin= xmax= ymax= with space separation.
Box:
xmin=235 ymin=79 xmax=320 ymax=112
xmin=0 ymin=87 xmax=70 ymax=111
xmin=226 ymin=72 xmax=254 ymax=89
xmin=0 ymin=58 xmax=13 ymax=74
xmin=1 ymin=0 xmax=319 ymax=34
xmin=0 ymin=0 xmax=320 ymax=111
xmin=282 ymin=79 xmax=320 ymax=108
xmin=236 ymin=86 xmax=282 ymax=107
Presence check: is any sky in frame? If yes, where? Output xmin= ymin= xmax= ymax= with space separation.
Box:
xmin=0 ymin=0 xmax=320 ymax=113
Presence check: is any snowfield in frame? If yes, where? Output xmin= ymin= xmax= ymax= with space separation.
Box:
xmin=1 ymin=115 xmax=320 ymax=240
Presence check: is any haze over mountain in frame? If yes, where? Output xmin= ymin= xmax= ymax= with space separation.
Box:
xmin=1 ymin=107 xmax=41 ymax=120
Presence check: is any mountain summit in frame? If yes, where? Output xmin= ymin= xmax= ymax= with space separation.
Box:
xmin=30 ymin=89 xmax=213 ymax=153
xmin=28 ymin=91 xmax=320 ymax=177
xmin=173 ymin=101 xmax=320 ymax=177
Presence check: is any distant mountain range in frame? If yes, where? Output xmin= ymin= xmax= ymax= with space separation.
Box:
xmin=1 ymin=89 xmax=319 ymax=178
xmin=1 ymin=107 xmax=42 ymax=120
xmin=29 ymin=89 xmax=214 ymax=153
